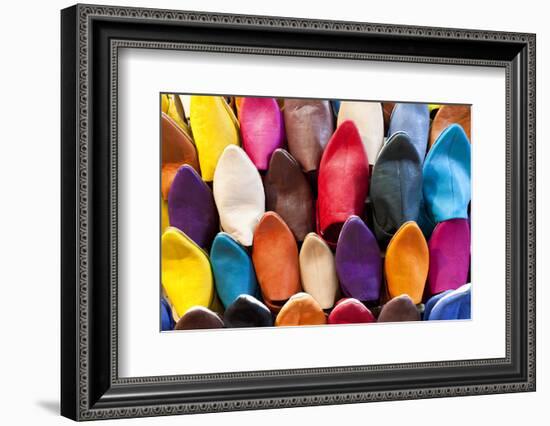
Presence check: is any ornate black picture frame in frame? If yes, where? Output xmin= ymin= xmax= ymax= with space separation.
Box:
xmin=61 ymin=3 xmax=536 ymax=421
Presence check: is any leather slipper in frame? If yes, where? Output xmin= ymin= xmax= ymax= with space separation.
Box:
xmin=161 ymin=112 xmax=199 ymax=200
xmin=299 ymin=232 xmax=339 ymax=309
xmin=275 ymin=293 xmax=327 ymax=326
xmin=240 ymin=97 xmax=284 ymax=170
xmin=423 ymin=124 xmax=471 ymax=223
xmin=210 ymin=232 xmax=259 ymax=308
xmin=328 ymin=298 xmax=376 ymax=324
xmin=370 ymin=131 xmax=423 ymax=246
xmin=427 ymin=283 xmax=471 ymax=320
xmin=335 ymin=216 xmax=382 ymax=303
xmin=283 ymin=98 xmax=334 ymax=173
xmin=161 ymin=227 xmax=214 ymax=317
xmin=162 ymin=94 xmax=190 ymax=134
xmin=189 ymin=96 xmax=240 ymax=181
xmin=384 ymin=221 xmax=428 ymax=304
xmin=223 ymin=295 xmax=273 ymax=328
xmin=423 ymin=289 xmax=453 ymax=320
xmin=167 ymin=165 xmax=218 ymax=249
xmin=174 ymin=306 xmax=224 ymax=330
xmin=265 ymin=149 xmax=314 ymax=241
xmin=428 ymin=219 xmax=470 ymax=296
xmin=317 ymin=120 xmax=369 ymax=245
xmin=161 ymin=297 xmax=174 ymax=331
xmin=387 ymin=103 xmax=429 ymax=162
xmin=337 ymin=101 xmax=384 ymax=165
xmin=252 ymin=212 xmax=302 ymax=313
xmin=378 ymin=294 xmax=420 ymax=322
xmin=213 ymin=145 xmax=265 ymax=246
xmin=429 ymin=105 xmax=471 ymax=148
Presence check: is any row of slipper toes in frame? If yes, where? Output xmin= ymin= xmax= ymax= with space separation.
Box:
xmin=160 ymin=95 xmax=472 ymax=330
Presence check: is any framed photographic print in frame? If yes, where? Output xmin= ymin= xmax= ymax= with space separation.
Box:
xmin=61 ymin=3 xmax=536 ymax=421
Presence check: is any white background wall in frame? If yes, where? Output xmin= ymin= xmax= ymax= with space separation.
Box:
xmin=0 ymin=0 xmax=546 ymax=424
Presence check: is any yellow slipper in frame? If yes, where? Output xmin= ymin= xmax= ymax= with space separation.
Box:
xmin=189 ymin=96 xmax=240 ymax=181
xmin=384 ymin=221 xmax=429 ymax=304
xmin=161 ymin=227 xmax=214 ymax=317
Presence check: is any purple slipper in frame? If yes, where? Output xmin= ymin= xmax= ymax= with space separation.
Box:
xmin=167 ymin=165 xmax=219 ymax=249
xmin=335 ymin=216 xmax=382 ymax=302
xmin=428 ymin=219 xmax=470 ymax=296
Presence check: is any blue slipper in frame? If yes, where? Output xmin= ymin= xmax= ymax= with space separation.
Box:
xmin=428 ymin=283 xmax=471 ymax=320
xmin=387 ymin=103 xmax=429 ymax=162
xmin=210 ymin=232 xmax=259 ymax=308
xmin=160 ymin=297 xmax=174 ymax=331
xmin=423 ymin=289 xmax=453 ymax=320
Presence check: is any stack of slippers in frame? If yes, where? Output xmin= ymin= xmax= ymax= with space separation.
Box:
xmin=159 ymin=95 xmax=472 ymax=330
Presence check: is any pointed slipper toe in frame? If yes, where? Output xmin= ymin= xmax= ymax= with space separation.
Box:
xmin=385 ymin=222 xmax=428 ymax=304
xmin=317 ymin=120 xmax=369 ymax=245
xmin=161 ymin=112 xmax=199 ymax=200
xmin=210 ymin=232 xmax=259 ymax=308
xmin=161 ymin=227 xmax=214 ymax=318
xmin=240 ymin=97 xmax=284 ymax=170
xmin=387 ymin=103 xmax=429 ymax=162
xmin=428 ymin=283 xmax=471 ymax=320
xmin=167 ymin=165 xmax=218 ymax=248
xmin=189 ymin=96 xmax=240 ymax=181
xmin=299 ymin=233 xmax=339 ymax=309
xmin=223 ymin=295 xmax=273 ymax=328
xmin=428 ymin=219 xmax=470 ymax=296
xmin=429 ymin=105 xmax=471 ymax=148
xmin=370 ymin=131 xmax=423 ymax=246
xmin=265 ymin=149 xmax=314 ymax=241
xmin=328 ymin=298 xmax=376 ymax=324
xmin=423 ymin=289 xmax=453 ymax=320
xmin=283 ymin=99 xmax=334 ymax=172
xmin=335 ymin=216 xmax=382 ymax=303
xmin=378 ymin=294 xmax=420 ymax=322
xmin=275 ymin=293 xmax=327 ymax=326
xmin=174 ymin=306 xmax=224 ymax=330
xmin=213 ymin=145 xmax=265 ymax=246
xmin=252 ymin=212 xmax=302 ymax=313
xmin=337 ymin=101 xmax=384 ymax=165
xmin=423 ymin=124 xmax=471 ymax=223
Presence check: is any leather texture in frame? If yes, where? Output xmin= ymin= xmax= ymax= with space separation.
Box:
xmin=299 ymin=232 xmax=339 ymax=309
xmin=189 ymin=96 xmax=240 ymax=181
xmin=427 ymin=283 xmax=471 ymax=320
xmin=317 ymin=120 xmax=370 ymax=245
xmin=161 ymin=112 xmax=199 ymax=200
xmin=335 ymin=216 xmax=382 ymax=302
xmin=223 ymin=295 xmax=274 ymax=328
xmin=423 ymin=289 xmax=452 ymax=320
xmin=283 ymin=99 xmax=334 ymax=172
xmin=378 ymin=294 xmax=420 ymax=322
xmin=167 ymin=165 xmax=218 ymax=249
xmin=327 ymin=298 xmax=376 ymax=324
xmin=265 ymin=149 xmax=314 ymax=241
xmin=213 ymin=145 xmax=265 ymax=246
xmin=252 ymin=212 xmax=302 ymax=313
xmin=423 ymin=124 xmax=471 ymax=223
xmin=387 ymin=103 xmax=430 ymax=162
xmin=370 ymin=131 xmax=423 ymax=246
xmin=428 ymin=219 xmax=470 ymax=296
xmin=161 ymin=227 xmax=214 ymax=317
xmin=162 ymin=94 xmax=189 ymax=133
xmin=382 ymin=102 xmax=395 ymax=134
xmin=174 ymin=306 xmax=224 ymax=330
xmin=384 ymin=221 xmax=429 ymax=304
xmin=161 ymin=297 xmax=174 ymax=331
xmin=161 ymin=198 xmax=169 ymax=235
xmin=429 ymin=105 xmax=471 ymax=148
xmin=240 ymin=97 xmax=284 ymax=170
xmin=337 ymin=101 xmax=384 ymax=165
xmin=210 ymin=232 xmax=259 ymax=308
xmin=275 ymin=293 xmax=327 ymax=326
